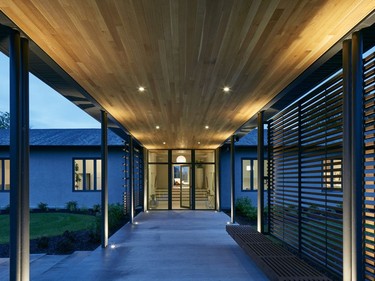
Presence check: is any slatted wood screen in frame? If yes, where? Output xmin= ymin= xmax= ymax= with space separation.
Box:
xmin=363 ymin=48 xmax=375 ymax=281
xmin=133 ymin=146 xmax=144 ymax=211
xmin=268 ymin=71 xmax=344 ymax=279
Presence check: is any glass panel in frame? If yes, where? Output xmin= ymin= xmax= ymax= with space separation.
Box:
xmin=242 ymin=160 xmax=251 ymax=191
xmin=148 ymin=150 xmax=168 ymax=163
xmin=96 ymin=160 xmax=102 ymax=190
xmin=86 ymin=160 xmax=94 ymax=190
xmin=0 ymin=160 xmax=2 ymax=189
xmin=4 ymin=160 xmax=10 ymax=190
xmin=253 ymin=160 xmax=258 ymax=190
xmin=180 ymin=165 xmax=190 ymax=208
xmin=172 ymin=150 xmax=191 ymax=163
xmin=195 ymin=164 xmax=215 ymax=209
xmin=195 ymin=150 xmax=215 ymax=163
xmin=148 ymin=164 xmax=168 ymax=209
xmin=74 ymin=160 xmax=83 ymax=190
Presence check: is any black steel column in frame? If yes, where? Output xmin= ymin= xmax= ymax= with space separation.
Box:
xmin=257 ymin=112 xmax=264 ymax=233
xmin=216 ymin=148 xmax=220 ymax=211
xmin=230 ymin=135 xmax=235 ymax=224
xmin=101 ymin=111 xmax=108 ymax=248
xmin=10 ymin=31 xmax=30 ymax=281
xmin=191 ymin=150 xmax=196 ymax=210
xmin=129 ymin=136 xmax=134 ymax=223
xmin=342 ymin=39 xmax=352 ymax=281
xmin=168 ymin=150 xmax=172 ymax=210
xmin=351 ymin=31 xmax=364 ymax=281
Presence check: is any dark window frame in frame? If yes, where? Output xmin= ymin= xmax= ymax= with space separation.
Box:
xmin=72 ymin=158 xmax=102 ymax=192
xmin=0 ymin=158 xmax=10 ymax=192
xmin=241 ymin=158 xmax=257 ymax=192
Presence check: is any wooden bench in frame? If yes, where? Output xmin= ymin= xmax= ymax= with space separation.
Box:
xmin=226 ymin=225 xmax=332 ymax=281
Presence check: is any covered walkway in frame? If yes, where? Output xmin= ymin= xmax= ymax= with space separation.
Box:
xmin=0 ymin=211 xmax=268 ymax=281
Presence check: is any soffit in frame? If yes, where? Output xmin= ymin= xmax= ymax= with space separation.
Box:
xmin=0 ymin=0 xmax=374 ymax=149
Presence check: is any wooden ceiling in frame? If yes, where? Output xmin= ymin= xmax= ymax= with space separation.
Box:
xmin=0 ymin=1 xmax=374 ymax=149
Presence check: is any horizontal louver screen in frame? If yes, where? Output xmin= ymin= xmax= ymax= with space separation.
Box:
xmin=363 ymin=49 xmax=375 ymax=281
xmin=268 ymin=71 xmax=343 ymax=279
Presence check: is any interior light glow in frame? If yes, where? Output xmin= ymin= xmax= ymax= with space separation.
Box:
xmin=246 ymin=165 xmax=251 ymax=171
xmin=176 ymin=155 xmax=187 ymax=163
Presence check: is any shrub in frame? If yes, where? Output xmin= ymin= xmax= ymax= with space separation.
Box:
xmin=66 ymin=201 xmax=78 ymax=212
xmin=36 ymin=236 xmax=49 ymax=249
xmin=38 ymin=202 xmax=48 ymax=212
xmin=235 ymin=197 xmax=257 ymax=221
xmin=92 ymin=204 xmax=101 ymax=214
xmin=55 ymin=230 xmax=76 ymax=254
xmin=91 ymin=203 xmax=126 ymax=239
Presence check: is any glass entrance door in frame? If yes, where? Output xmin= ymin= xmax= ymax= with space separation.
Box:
xmin=180 ymin=165 xmax=191 ymax=208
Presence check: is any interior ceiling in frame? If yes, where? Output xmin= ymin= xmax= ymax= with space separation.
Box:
xmin=0 ymin=1 xmax=374 ymax=149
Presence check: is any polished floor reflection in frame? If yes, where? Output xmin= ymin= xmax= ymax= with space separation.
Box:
xmin=0 ymin=211 xmax=269 ymax=281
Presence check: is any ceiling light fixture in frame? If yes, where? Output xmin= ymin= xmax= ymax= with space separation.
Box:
xmin=163 ymin=142 xmax=166 ymax=145
xmin=197 ymin=141 xmax=201 ymax=145
xmin=138 ymin=86 xmax=145 ymax=92
xmin=223 ymin=86 xmax=230 ymax=93
xmin=155 ymin=125 xmax=160 ymax=129
xmin=205 ymin=125 xmax=209 ymax=129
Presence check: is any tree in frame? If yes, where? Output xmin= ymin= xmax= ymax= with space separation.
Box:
xmin=0 ymin=111 xmax=10 ymax=129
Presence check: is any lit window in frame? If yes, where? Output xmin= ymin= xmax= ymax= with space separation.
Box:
xmin=323 ymin=159 xmax=342 ymax=189
xmin=242 ymin=159 xmax=268 ymax=191
xmin=73 ymin=158 xmax=102 ymax=191
xmin=0 ymin=159 xmax=10 ymax=191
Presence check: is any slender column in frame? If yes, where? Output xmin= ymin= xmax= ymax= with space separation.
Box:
xmin=257 ymin=112 xmax=265 ymax=233
xmin=10 ymin=31 xmax=30 ymax=281
xmin=216 ymin=148 xmax=220 ymax=211
xmin=168 ymin=150 xmax=172 ymax=210
xmin=191 ymin=150 xmax=196 ymax=210
xmin=143 ymin=148 xmax=148 ymax=210
xmin=129 ymin=136 xmax=134 ymax=223
xmin=101 ymin=111 xmax=108 ymax=248
xmin=342 ymin=39 xmax=353 ymax=281
xmin=351 ymin=31 xmax=364 ymax=281
xmin=230 ymin=135 xmax=235 ymax=223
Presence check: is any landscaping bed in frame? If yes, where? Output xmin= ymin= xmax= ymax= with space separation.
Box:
xmin=0 ymin=203 xmax=129 ymax=257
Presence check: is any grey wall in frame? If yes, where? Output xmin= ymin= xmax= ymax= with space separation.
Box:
xmin=0 ymin=146 xmax=124 ymax=209
xmin=219 ymin=145 xmax=268 ymax=209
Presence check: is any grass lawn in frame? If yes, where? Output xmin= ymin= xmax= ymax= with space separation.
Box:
xmin=0 ymin=213 xmax=96 ymax=244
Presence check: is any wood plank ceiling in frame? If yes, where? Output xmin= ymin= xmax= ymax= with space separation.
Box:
xmin=0 ymin=0 xmax=374 ymax=149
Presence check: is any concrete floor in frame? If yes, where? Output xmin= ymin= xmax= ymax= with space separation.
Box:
xmin=0 ymin=211 xmax=268 ymax=281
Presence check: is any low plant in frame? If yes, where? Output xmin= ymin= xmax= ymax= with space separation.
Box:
xmin=36 ymin=236 xmax=49 ymax=249
xmin=92 ymin=204 xmax=101 ymax=214
xmin=38 ymin=202 xmax=49 ymax=212
xmin=55 ymin=230 xmax=76 ymax=254
xmin=66 ymin=201 xmax=78 ymax=212
xmin=235 ymin=197 xmax=257 ymax=221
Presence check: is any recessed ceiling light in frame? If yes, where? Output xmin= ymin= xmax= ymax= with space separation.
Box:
xmin=205 ymin=125 xmax=209 ymax=129
xmin=155 ymin=125 xmax=160 ymax=129
xmin=163 ymin=142 xmax=166 ymax=145
xmin=198 ymin=141 xmax=201 ymax=145
xmin=138 ymin=86 xmax=145 ymax=92
xmin=223 ymin=86 xmax=230 ymax=93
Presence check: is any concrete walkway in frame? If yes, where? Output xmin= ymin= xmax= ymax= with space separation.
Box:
xmin=1 ymin=211 xmax=268 ymax=280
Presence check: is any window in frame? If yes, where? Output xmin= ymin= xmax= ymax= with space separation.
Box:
xmin=323 ymin=159 xmax=342 ymax=189
xmin=242 ymin=159 xmax=268 ymax=191
xmin=0 ymin=159 xmax=10 ymax=191
xmin=73 ymin=159 xmax=102 ymax=191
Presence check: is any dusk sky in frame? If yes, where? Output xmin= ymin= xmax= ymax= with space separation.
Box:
xmin=0 ymin=52 xmax=100 ymax=129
